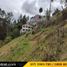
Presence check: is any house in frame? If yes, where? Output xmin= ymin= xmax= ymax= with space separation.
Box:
xmin=20 ymin=15 xmax=46 ymax=34
xmin=20 ymin=23 xmax=32 ymax=34
xmin=30 ymin=15 xmax=41 ymax=25
xmin=20 ymin=15 xmax=40 ymax=34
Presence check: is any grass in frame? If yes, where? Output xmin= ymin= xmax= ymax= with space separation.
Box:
xmin=0 ymin=20 xmax=67 ymax=61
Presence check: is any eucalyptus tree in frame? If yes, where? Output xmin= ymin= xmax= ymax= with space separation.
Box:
xmin=0 ymin=8 xmax=7 ymax=40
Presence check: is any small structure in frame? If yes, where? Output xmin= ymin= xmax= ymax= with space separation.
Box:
xmin=30 ymin=15 xmax=41 ymax=24
xmin=20 ymin=23 xmax=32 ymax=34
xmin=20 ymin=15 xmax=46 ymax=34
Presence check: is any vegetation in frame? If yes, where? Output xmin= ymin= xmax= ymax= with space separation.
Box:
xmin=0 ymin=0 xmax=67 ymax=61
xmin=0 ymin=8 xmax=27 ymax=47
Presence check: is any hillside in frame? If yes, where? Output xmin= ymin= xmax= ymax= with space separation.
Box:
xmin=0 ymin=18 xmax=67 ymax=61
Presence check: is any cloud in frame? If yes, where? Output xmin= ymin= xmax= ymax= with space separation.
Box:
xmin=22 ymin=0 xmax=50 ymax=16
xmin=22 ymin=0 xmax=62 ymax=16
xmin=22 ymin=0 xmax=39 ymax=15
xmin=0 ymin=0 xmax=64 ymax=18
xmin=52 ymin=0 xmax=61 ymax=8
xmin=0 ymin=0 xmax=22 ymax=12
xmin=0 ymin=0 xmax=25 ymax=18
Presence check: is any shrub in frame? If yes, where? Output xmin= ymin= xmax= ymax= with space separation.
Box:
xmin=10 ymin=28 xmax=20 ymax=38
xmin=23 ymin=41 xmax=29 ymax=45
xmin=0 ymin=40 xmax=3 ymax=47
xmin=4 ymin=36 xmax=12 ymax=44
xmin=32 ymin=31 xmax=35 ymax=34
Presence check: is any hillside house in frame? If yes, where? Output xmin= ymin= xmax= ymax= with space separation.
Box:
xmin=20 ymin=23 xmax=32 ymax=34
xmin=28 ymin=15 xmax=46 ymax=26
xmin=20 ymin=15 xmax=46 ymax=34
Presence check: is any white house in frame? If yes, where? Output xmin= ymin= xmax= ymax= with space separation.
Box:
xmin=20 ymin=23 xmax=32 ymax=34
xmin=20 ymin=15 xmax=46 ymax=34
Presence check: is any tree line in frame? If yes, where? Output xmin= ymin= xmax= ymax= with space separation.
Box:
xmin=0 ymin=8 xmax=27 ymax=44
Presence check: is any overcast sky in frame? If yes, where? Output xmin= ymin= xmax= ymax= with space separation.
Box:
xmin=0 ymin=0 xmax=63 ymax=18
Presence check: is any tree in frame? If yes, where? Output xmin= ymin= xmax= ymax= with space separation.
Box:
xmin=6 ymin=12 xmax=13 ymax=22
xmin=0 ymin=8 xmax=7 ymax=40
xmin=0 ymin=8 xmax=14 ymax=40
xmin=10 ymin=28 xmax=20 ymax=38
xmin=52 ymin=9 xmax=61 ymax=16
xmin=17 ymin=15 xmax=27 ymax=30
xmin=45 ymin=0 xmax=54 ymax=21
xmin=0 ymin=8 xmax=6 ymax=18
xmin=5 ymin=12 xmax=13 ymax=36
xmin=46 ymin=9 xmax=50 ymax=20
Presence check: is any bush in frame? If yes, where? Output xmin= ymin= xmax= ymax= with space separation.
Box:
xmin=0 ymin=40 xmax=3 ymax=47
xmin=10 ymin=28 xmax=20 ymax=38
xmin=40 ymin=27 xmax=45 ymax=32
xmin=4 ymin=36 xmax=12 ymax=44
xmin=23 ymin=42 xmax=28 ymax=45
xmin=62 ymin=8 xmax=67 ymax=20
xmin=32 ymin=31 xmax=35 ymax=34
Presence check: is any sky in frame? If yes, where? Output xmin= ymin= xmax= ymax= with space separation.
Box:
xmin=0 ymin=0 xmax=64 ymax=18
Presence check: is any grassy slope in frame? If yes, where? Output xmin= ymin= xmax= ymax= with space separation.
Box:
xmin=0 ymin=20 xmax=67 ymax=61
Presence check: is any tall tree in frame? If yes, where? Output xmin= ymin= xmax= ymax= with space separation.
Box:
xmin=17 ymin=15 xmax=27 ymax=30
xmin=5 ymin=12 xmax=13 ymax=36
xmin=0 ymin=8 xmax=7 ymax=40
xmin=0 ymin=18 xmax=7 ymax=40
xmin=46 ymin=9 xmax=50 ymax=20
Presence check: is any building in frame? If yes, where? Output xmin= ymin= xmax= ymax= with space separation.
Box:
xmin=20 ymin=15 xmax=46 ymax=34
xmin=28 ymin=15 xmax=46 ymax=26
xmin=20 ymin=23 xmax=32 ymax=34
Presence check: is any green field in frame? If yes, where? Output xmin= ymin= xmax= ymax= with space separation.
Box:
xmin=0 ymin=19 xmax=67 ymax=61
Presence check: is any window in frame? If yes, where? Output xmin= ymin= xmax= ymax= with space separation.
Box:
xmin=28 ymin=27 xmax=31 ymax=28
xmin=23 ymin=29 xmax=25 ymax=31
xmin=26 ymin=29 xmax=28 ymax=31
